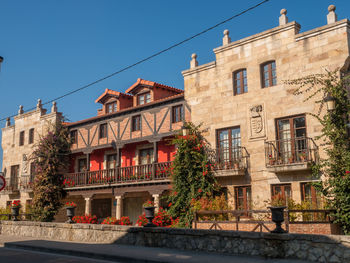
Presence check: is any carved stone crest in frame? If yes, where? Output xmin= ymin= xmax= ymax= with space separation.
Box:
xmin=249 ymin=105 xmax=265 ymax=139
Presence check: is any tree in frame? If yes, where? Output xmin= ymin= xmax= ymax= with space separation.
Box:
xmin=287 ymin=70 xmax=350 ymax=233
xmin=167 ymin=122 xmax=220 ymax=228
xmin=31 ymin=121 xmax=72 ymax=222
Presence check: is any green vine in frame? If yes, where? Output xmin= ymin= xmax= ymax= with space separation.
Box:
xmin=30 ymin=121 xmax=72 ymax=222
xmin=286 ymin=70 xmax=350 ymax=234
xmin=167 ymin=122 xmax=220 ymax=228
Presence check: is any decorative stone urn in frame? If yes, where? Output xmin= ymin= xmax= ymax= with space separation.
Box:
xmin=11 ymin=207 xmax=20 ymax=221
xmin=144 ymin=206 xmax=156 ymax=227
xmin=269 ymin=206 xmax=287 ymax=233
xmin=66 ymin=207 xmax=76 ymax=224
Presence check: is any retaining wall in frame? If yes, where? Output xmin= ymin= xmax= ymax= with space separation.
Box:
xmin=0 ymin=221 xmax=349 ymax=262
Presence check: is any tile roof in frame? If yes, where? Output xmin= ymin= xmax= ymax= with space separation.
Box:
xmin=95 ymin=89 xmax=133 ymax=104
xmin=66 ymin=93 xmax=184 ymax=127
xmin=125 ymin=78 xmax=183 ymax=94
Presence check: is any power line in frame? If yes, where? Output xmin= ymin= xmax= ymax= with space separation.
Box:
xmin=0 ymin=0 xmax=270 ymax=122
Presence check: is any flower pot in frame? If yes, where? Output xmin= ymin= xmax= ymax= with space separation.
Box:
xmin=11 ymin=207 xmax=20 ymax=221
xmin=144 ymin=206 xmax=156 ymax=227
xmin=66 ymin=207 xmax=76 ymax=224
xmin=268 ymin=206 xmax=287 ymax=233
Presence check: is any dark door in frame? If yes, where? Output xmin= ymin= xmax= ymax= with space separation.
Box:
xmin=92 ymin=198 xmax=112 ymax=220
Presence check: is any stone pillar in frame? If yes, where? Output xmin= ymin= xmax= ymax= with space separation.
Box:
xmin=85 ymin=197 xmax=92 ymax=215
xmin=51 ymin=101 xmax=57 ymax=113
xmin=36 ymin=99 xmax=42 ymax=110
xmin=115 ymin=195 xmax=123 ymax=219
xmin=327 ymin=5 xmax=337 ymax=24
xmin=152 ymin=194 xmax=160 ymax=213
xmin=18 ymin=105 xmax=24 ymax=115
xmin=190 ymin=53 xmax=198 ymax=69
xmin=222 ymin=29 xmax=231 ymax=45
xmin=279 ymin=9 xmax=288 ymax=26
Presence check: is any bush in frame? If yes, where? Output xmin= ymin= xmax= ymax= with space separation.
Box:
xmin=136 ymin=208 xmax=179 ymax=227
xmin=73 ymin=214 xmax=98 ymax=224
xmin=191 ymin=194 xmax=230 ymax=221
xmin=0 ymin=207 xmax=11 ymax=220
xmin=101 ymin=216 xmax=132 ymax=225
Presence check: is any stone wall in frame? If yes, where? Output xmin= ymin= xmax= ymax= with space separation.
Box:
xmin=0 ymin=221 xmax=349 ymax=262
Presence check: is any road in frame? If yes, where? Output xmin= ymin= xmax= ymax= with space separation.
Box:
xmin=0 ymin=247 xmax=119 ymax=263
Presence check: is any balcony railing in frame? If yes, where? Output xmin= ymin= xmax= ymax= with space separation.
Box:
xmin=1 ymin=176 xmax=19 ymax=194
xmin=63 ymin=161 xmax=172 ymax=188
xmin=265 ymin=137 xmax=318 ymax=168
xmin=208 ymin=146 xmax=249 ymax=171
xmin=19 ymin=175 xmax=34 ymax=192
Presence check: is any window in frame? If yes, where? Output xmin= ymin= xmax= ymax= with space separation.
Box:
xmin=233 ymin=69 xmax=248 ymax=95
xmin=172 ymin=105 xmax=184 ymax=123
xmin=137 ymin=92 xmax=151 ymax=105
xmin=30 ymin=162 xmax=36 ymax=182
xmin=106 ymin=102 xmax=117 ymax=113
xmin=261 ymin=61 xmax=276 ymax=88
xmin=19 ymin=131 xmax=25 ymax=146
xmin=139 ymin=148 xmax=154 ymax=164
xmin=276 ymin=115 xmax=307 ymax=163
xmin=70 ymin=130 xmax=78 ymax=144
xmin=217 ymin=127 xmax=241 ymax=169
xmin=132 ymin=115 xmax=141 ymax=131
xmin=99 ymin=123 xmax=107 ymax=139
xmin=78 ymin=159 xmax=87 ymax=172
xmin=301 ymin=183 xmax=322 ymax=209
xmin=10 ymin=165 xmax=19 ymax=186
xmin=28 ymin=128 xmax=34 ymax=144
xmin=271 ymin=184 xmax=291 ymax=205
xmin=235 ymin=186 xmax=251 ymax=211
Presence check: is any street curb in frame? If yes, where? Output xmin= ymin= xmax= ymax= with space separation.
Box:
xmin=4 ymin=242 xmax=166 ymax=263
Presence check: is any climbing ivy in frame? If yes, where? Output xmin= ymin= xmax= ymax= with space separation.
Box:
xmin=287 ymin=70 xmax=350 ymax=234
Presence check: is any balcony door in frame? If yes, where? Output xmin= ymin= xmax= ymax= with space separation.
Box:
xmin=139 ymin=148 xmax=154 ymax=165
xmin=217 ymin=127 xmax=241 ymax=169
xmin=276 ymin=115 xmax=307 ymax=163
xmin=78 ymin=158 xmax=87 ymax=172
xmin=106 ymin=154 xmax=117 ymax=169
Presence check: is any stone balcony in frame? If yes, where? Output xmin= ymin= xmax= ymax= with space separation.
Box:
xmin=265 ymin=137 xmax=319 ymax=173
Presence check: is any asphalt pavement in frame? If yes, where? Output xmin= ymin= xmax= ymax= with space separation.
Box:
xmin=0 ymin=234 xmax=311 ymax=263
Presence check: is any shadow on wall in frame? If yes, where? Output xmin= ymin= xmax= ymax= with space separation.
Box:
xmin=0 ymin=221 xmax=350 ymax=262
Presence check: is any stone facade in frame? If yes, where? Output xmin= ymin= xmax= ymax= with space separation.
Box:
xmin=182 ymin=8 xmax=350 ymax=209
xmin=1 ymin=221 xmax=350 ymax=262
xmin=0 ymin=101 xmax=61 ymax=209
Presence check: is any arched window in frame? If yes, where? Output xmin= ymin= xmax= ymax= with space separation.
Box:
xmin=261 ymin=61 xmax=276 ymax=88
xmin=233 ymin=69 xmax=248 ymax=95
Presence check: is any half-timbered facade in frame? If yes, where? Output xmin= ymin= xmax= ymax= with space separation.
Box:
xmin=62 ymin=79 xmax=189 ymax=223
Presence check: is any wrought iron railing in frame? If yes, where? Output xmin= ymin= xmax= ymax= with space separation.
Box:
xmin=19 ymin=175 xmax=34 ymax=191
xmin=63 ymin=161 xmax=172 ymax=188
xmin=265 ymin=137 xmax=318 ymax=167
xmin=208 ymin=146 xmax=249 ymax=171
xmin=1 ymin=176 xmax=19 ymax=194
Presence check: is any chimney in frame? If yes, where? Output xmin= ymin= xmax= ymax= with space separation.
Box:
xmin=190 ymin=53 xmax=198 ymax=69
xmin=223 ymin=29 xmax=231 ymax=45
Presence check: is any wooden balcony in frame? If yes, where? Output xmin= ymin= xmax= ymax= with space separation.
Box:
xmin=265 ymin=137 xmax=319 ymax=173
xmin=63 ymin=161 xmax=172 ymax=190
xmin=210 ymin=146 xmax=249 ymax=177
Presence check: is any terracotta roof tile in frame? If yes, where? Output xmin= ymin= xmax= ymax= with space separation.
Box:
xmin=67 ymin=93 xmax=184 ymax=127
xmin=125 ymin=78 xmax=183 ymax=94
xmin=95 ymin=89 xmax=132 ymax=104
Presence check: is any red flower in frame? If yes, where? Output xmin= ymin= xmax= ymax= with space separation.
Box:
xmin=198 ymin=188 xmax=202 ymax=193
xmin=168 ymin=202 xmax=172 ymax=207
xmin=346 ymin=171 xmax=350 ymax=174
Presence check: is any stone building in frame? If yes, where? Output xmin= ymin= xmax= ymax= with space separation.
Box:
xmin=60 ymin=79 xmax=190 ymax=223
xmin=182 ymin=6 xmax=350 ymax=210
xmin=0 ymin=100 xmax=61 ymax=209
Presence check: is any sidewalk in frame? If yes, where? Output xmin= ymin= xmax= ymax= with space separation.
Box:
xmin=0 ymin=235 xmax=310 ymax=263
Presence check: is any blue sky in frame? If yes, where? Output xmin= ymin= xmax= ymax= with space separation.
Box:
xmin=0 ymin=0 xmax=349 ymax=170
